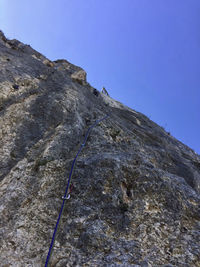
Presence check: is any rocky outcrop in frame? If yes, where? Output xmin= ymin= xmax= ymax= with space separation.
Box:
xmin=0 ymin=30 xmax=200 ymax=267
xmin=54 ymin=59 xmax=87 ymax=85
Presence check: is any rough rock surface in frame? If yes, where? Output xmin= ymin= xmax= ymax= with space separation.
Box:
xmin=0 ymin=30 xmax=200 ymax=267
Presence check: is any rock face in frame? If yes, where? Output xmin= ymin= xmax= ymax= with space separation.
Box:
xmin=0 ymin=30 xmax=200 ymax=267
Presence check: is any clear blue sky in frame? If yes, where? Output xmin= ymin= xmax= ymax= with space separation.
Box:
xmin=1 ymin=0 xmax=200 ymax=154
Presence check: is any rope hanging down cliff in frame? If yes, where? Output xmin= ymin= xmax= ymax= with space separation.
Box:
xmin=45 ymin=114 xmax=110 ymax=267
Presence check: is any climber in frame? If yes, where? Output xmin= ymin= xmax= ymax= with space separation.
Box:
xmin=93 ymin=88 xmax=99 ymax=97
xmin=101 ymin=87 xmax=109 ymax=96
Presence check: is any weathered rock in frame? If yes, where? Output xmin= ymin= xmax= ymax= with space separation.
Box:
xmin=71 ymin=69 xmax=87 ymax=85
xmin=0 ymin=31 xmax=200 ymax=267
xmin=54 ymin=59 xmax=87 ymax=85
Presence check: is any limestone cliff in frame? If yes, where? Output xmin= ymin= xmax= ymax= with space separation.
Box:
xmin=0 ymin=30 xmax=200 ymax=267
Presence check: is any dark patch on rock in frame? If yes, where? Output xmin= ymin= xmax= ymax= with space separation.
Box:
xmin=12 ymin=84 xmax=19 ymax=90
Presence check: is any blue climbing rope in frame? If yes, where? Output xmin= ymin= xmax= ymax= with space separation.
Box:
xmin=45 ymin=114 xmax=110 ymax=267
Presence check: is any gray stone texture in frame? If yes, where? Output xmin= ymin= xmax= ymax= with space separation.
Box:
xmin=0 ymin=30 xmax=200 ymax=267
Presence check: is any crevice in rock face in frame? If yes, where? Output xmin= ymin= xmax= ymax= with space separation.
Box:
xmin=121 ymin=181 xmax=132 ymax=200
